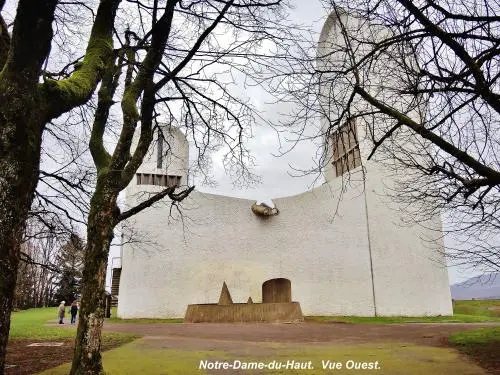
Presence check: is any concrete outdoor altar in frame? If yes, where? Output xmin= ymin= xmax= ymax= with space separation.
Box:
xmin=184 ymin=278 xmax=304 ymax=323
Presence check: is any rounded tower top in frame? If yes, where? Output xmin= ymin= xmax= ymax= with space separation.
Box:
xmin=317 ymin=11 xmax=363 ymax=183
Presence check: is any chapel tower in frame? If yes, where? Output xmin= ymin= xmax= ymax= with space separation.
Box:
xmin=127 ymin=124 xmax=189 ymax=199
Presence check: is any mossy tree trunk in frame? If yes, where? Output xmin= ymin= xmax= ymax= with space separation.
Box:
xmin=0 ymin=1 xmax=120 ymax=372
xmin=70 ymin=3 xmax=195 ymax=372
xmin=0 ymin=95 xmax=45 ymax=373
xmin=0 ymin=2 xmax=58 ymax=370
xmin=70 ymin=176 xmax=119 ymax=375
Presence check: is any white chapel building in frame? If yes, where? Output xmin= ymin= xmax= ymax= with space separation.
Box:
xmin=114 ymin=12 xmax=453 ymax=318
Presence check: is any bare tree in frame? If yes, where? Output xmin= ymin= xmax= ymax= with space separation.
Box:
xmin=53 ymin=234 xmax=85 ymax=305
xmin=68 ymin=1 xmax=299 ymax=373
xmin=15 ymin=126 xmax=92 ymax=310
xmin=0 ymin=0 xmax=121 ymax=370
xmin=0 ymin=1 xmax=299 ymax=370
xmin=273 ymin=0 xmax=500 ymax=273
xmin=15 ymin=225 xmax=85 ymax=311
xmin=15 ymin=222 xmax=60 ymax=310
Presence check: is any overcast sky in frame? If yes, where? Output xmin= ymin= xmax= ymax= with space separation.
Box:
xmin=8 ymin=0 xmax=464 ymax=287
xmin=180 ymin=0 xmax=475 ymax=285
xmin=109 ymin=0 xmax=481 ymax=287
xmin=1 ymin=0 xmax=478 ymax=294
xmin=189 ymin=0 xmax=328 ymax=202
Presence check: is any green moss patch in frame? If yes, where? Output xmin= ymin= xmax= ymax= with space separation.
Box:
xmin=39 ymin=341 xmax=486 ymax=374
xmin=450 ymin=327 xmax=500 ymax=346
xmin=449 ymin=328 xmax=500 ymax=374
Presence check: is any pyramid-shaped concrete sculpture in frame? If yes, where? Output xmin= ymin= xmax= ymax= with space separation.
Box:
xmin=184 ymin=278 xmax=303 ymax=323
xmin=218 ymin=281 xmax=233 ymax=305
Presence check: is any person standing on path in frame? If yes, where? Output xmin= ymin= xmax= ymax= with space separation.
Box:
xmin=58 ymin=301 xmax=66 ymax=324
xmin=70 ymin=301 xmax=78 ymax=324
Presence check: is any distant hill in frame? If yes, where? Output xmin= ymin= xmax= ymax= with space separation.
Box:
xmin=451 ymin=273 xmax=500 ymax=300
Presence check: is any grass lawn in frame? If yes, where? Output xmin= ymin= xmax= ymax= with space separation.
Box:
xmin=449 ymin=327 xmax=500 ymax=374
xmin=108 ymin=316 xmax=183 ymax=324
xmin=9 ymin=307 xmax=138 ymax=345
xmin=453 ymin=299 xmax=500 ymax=317
xmin=305 ymin=313 xmax=500 ymax=324
xmin=9 ymin=300 xmax=500 ymax=374
xmin=107 ymin=307 xmax=182 ymax=324
xmin=450 ymin=327 xmax=500 ymax=346
xmin=107 ymin=300 xmax=500 ymax=324
xmin=306 ymin=299 xmax=500 ymax=324
xmin=9 ymin=307 xmax=71 ymax=340
xmin=107 ymin=307 xmax=183 ymax=323
xmin=39 ymin=341 xmax=487 ymax=375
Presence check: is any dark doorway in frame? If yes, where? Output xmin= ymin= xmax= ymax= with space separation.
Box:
xmin=262 ymin=278 xmax=291 ymax=303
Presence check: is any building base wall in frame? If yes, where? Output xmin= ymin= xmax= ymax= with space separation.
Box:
xmin=117 ymin=179 xmax=452 ymax=319
xmin=184 ymin=302 xmax=303 ymax=323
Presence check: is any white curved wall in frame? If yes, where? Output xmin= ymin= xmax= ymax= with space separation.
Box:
xmin=118 ymin=165 xmax=451 ymax=318
xmin=117 ymin=12 xmax=452 ymax=318
xmin=119 ymin=178 xmax=374 ymax=318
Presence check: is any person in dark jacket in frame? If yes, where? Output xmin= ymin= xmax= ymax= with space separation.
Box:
xmin=70 ymin=301 xmax=79 ymax=324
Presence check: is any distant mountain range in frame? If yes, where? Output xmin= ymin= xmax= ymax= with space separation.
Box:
xmin=450 ymin=273 xmax=500 ymax=300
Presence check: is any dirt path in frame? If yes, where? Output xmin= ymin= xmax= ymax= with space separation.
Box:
xmin=100 ymin=322 xmax=500 ymax=374
xmin=103 ymin=321 xmax=498 ymax=347
xmin=7 ymin=322 xmax=499 ymax=374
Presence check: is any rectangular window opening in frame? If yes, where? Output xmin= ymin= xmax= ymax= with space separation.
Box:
xmin=157 ymin=132 xmax=163 ymax=169
xmin=136 ymin=173 xmax=182 ymax=188
xmin=332 ymin=120 xmax=361 ymax=178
